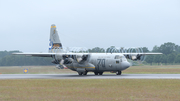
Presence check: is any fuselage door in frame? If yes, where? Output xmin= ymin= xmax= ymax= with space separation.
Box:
xmin=114 ymin=55 xmax=122 ymax=70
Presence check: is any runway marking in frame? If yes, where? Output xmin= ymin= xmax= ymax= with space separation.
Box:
xmin=0 ymin=74 xmax=180 ymax=79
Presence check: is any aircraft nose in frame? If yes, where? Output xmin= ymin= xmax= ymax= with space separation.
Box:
xmin=121 ymin=61 xmax=131 ymax=70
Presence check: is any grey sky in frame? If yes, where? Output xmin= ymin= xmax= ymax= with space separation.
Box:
xmin=0 ymin=0 xmax=180 ymax=52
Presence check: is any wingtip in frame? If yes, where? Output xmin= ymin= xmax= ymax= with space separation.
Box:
xmin=12 ymin=53 xmax=18 ymax=55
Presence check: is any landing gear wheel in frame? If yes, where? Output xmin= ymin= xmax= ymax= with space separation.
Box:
xmin=116 ymin=71 xmax=122 ymax=75
xmin=78 ymin=72 xmax=83 ymax=75
xmin=99 ymin=72 xmax=103 ymax=75
xmin=94 ymin=72 xmax=98 ymax=75
xmin=83 ymin=71 xmax=88 ymax=75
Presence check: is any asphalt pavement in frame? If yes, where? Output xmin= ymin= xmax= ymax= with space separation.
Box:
xmin=0 ymin=74 xmax=180 ymax=79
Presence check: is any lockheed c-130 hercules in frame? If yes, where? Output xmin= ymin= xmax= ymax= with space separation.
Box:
xmin=13 ymin=24 xmax=162 ymax=75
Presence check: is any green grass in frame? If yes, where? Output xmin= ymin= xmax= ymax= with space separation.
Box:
xmin=0 ymin=79 xmax=180 ymax=101
xmin=0 ymin=66 xmax=75 ymax=74
xmin=0 ymin=66 xmax=180 ymax=100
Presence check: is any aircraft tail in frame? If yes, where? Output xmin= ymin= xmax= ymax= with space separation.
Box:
xmin=49 ymin=24 xmax=63 ymax=53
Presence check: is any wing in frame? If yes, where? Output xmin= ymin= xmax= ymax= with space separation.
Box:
xmin=12 ymin=52 xmax=162 ymax=57
xmin=122 ymin=53 xmax=162 ymax=55
xmin=12 ymin=53 xmax=57 ymax=57
xmin=12 ymin=52 xmax=90 ymax=57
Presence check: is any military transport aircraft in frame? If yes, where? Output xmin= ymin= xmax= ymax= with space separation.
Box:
xmin=13 ymin=24 xmax=162 ymax=75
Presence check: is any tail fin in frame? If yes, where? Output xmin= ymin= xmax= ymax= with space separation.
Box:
xmin=49 ymin=24 xmax=63 ymax=53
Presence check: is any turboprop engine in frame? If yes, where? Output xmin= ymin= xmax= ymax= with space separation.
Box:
xmin=55 ymin=54 xmax=90 ymax=69
xmin=131 ymin=55 xmax=137 ymax=60
xmin=62 ymin=54 xmax=89 ymax=64
xmin=125 ymin=54 xmax=144 ymax=61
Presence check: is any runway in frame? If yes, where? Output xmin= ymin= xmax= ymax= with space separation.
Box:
xmin=0 ymin=74 xmax=180 ymax=79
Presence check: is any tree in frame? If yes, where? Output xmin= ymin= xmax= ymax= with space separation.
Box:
xmin=152 ymin=45 xmax=160 ymax=52
xmin=158 ymin=42 xmax=176 ymax=55
xmin=145 ymin=55 xmax=154 ymax=65
xmin=153 ymin=55 xmax=161 ymax=65
xmin=142 ymin=47 xmax=149 ymax=52
xmin=167 ymin=53 xmax=176 ymax=64
xmin=175 ymin=45 xmax=180 ymax=53
xmin=88 ymin=47 xmax=105 ymax=53
xmin=160 ymin=54 xmax=167 ymax=64
xmin=0 ymin=51 xmax=53 ymax=66
xmin=175 ymin=54 xmax=180 ymax=63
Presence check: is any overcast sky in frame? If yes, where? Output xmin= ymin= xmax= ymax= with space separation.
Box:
xmin=0 ymin=0 xmax=180 ymax=52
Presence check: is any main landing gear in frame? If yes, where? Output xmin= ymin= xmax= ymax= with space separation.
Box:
xmin=78 ymin=71 xmax=88 ymax=75
xmin=94 ymin=72 xmax=103 ymax=75
xmin=116 ymin=71 xmax=122 ymax=75
xmin=78 ymin=72 xmax=83 ymax=75
xmin=83 ymin=71 xmax=88 ymax=75
xmin=78 ymin=71 xmax=121 ymax=76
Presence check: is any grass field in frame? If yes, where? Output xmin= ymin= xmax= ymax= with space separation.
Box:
xmin=0 ymin=79 xmax=180 ymax=101
xmin=0 ymin=65 xmax=180 ymax=74
xmin=0 ymin=65 xmax=180 ymax=101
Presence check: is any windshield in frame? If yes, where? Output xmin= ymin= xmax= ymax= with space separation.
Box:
xmin=115 ymin=55 xmax=127 ymax=62
xmin=122 ymin=56 xmax=127 ymax=61
xmin=114 ymin=55 xmax=120 ymax=59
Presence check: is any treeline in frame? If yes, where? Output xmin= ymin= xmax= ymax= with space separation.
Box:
xmin=145 ymin=42 xmax=180 ymax=65
xmin=0 ymin=51 xmax=53 ymax=66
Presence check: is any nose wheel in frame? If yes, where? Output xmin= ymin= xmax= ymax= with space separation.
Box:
xmin=116 ymin=71 xmax=122 ymax=75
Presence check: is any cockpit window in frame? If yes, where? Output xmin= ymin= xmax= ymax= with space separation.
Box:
xmin=116 ymin=61 xmax=119 ymax=64
xmin=115 ymin=55 xmax=127 ymax=62
xmin=114 ymin=55 xmax=120 ymax=59
xmin=122 ymin=56 xmax=127 ymax=61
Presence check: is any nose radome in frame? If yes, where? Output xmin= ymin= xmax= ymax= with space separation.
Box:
xmin=122 ymin=61 xmax=130 ymax=69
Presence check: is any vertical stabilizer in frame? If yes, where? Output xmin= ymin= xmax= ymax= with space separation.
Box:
xmin=49 ymin=24 xmax=63 ymax=53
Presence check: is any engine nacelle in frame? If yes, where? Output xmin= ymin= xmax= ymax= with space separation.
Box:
xmin=125 ymin=54 xmax=144 ymax=61
xmin=63 ymin=58 xmax=73 ymax=64
xmin=55 ymin=54 xmax=63 ymax=61
xmin=131 ymin=55 xmax=137 ymax=60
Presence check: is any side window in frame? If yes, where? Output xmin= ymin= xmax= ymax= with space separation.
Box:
xmin=116 ymin=60 xmax=119 ymax=64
